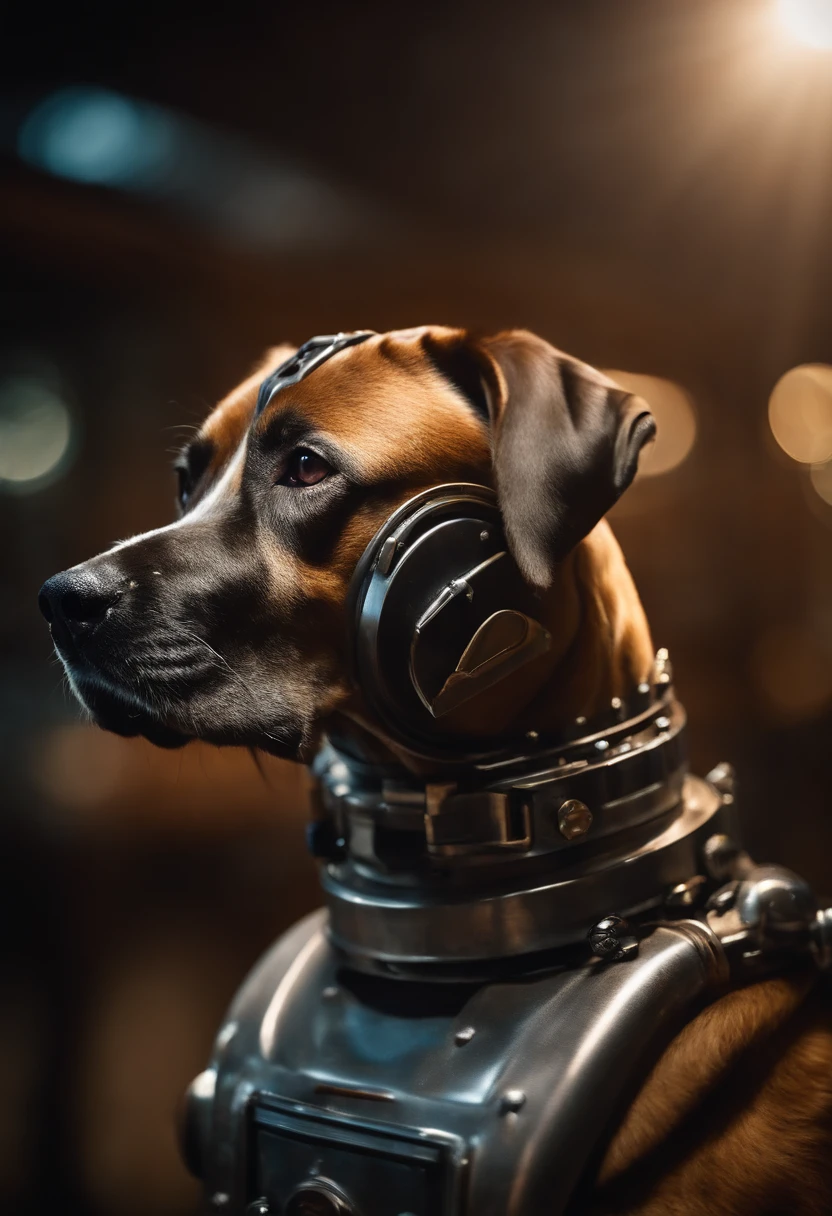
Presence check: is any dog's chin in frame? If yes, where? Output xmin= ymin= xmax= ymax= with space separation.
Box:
xmin=72 ymin=676 xmax=192 ymax=749
xmin=69 ymin=671 xmax=307 ymax=760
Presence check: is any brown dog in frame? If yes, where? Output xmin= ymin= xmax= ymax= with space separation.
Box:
xmin=39 ymin=327 xmax=832 ymax=1213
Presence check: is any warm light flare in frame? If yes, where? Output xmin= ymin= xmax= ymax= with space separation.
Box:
xmin=604 ymin=372 xmax=697 ymax=477
xmin=768 ymin=364 xmax=832 ymax=463
xmin=776 ymin=0 xmax=832 ymax=49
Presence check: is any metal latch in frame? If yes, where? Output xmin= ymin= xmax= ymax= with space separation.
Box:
xmin=424 ymin=784 xmax=531 ymax=856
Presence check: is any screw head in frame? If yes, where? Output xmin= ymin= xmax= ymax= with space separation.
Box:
xmin=499 ymin=1089 xmax=526 ymax=1114
xmin=557 ymin=799 xmax=593 ymax=841
xmin=588 ymin=915 xmax=639 ymax=960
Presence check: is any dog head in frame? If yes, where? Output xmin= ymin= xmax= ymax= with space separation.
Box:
xmin=38 ymin=327 xmax=654 ymax=760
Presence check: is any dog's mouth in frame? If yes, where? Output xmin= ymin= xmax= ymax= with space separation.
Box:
xmin=52 ymin=633 xmax=310 ymax=760
xmin=68 ymin=663 xmax=191 ymax=749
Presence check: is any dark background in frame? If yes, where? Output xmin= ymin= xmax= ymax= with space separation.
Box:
xmin=3 ymin=2 xmax=832 ymax=1212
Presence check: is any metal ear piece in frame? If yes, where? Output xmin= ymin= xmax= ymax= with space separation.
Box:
xmin=419 ymin=610 xmax=551 ymax=718
xmin=347 ymin=483 xmax=552 ymax=762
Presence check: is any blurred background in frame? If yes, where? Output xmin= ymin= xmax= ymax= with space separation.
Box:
xmin=3 ymin=0 xmax=832 ymax=1211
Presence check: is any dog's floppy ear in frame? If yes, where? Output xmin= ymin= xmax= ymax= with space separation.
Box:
xmin=424 ymin=328 xmax=655 ymax=588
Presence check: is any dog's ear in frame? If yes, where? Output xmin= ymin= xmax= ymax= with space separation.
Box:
xmin=424 ymin=328 xmax=655 ymax=588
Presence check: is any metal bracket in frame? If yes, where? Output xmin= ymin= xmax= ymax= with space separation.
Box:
xmin=424 ymin=784 xmax=531 ymax=856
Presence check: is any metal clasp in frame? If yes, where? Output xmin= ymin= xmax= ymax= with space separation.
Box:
xmin=424 ymin=784 xmax=531 ymax=856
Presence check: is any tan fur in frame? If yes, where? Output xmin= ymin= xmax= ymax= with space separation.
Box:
xmin=591 ymin=974 xmax=832 ymax=1215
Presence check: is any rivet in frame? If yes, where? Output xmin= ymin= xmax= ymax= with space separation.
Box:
xmin=595 ymin=739 xmax=609 ymax=753
xmin=480 ymin=530 xmax=490 ymax=541
xmin=212 ymin=1195 xmax=231 ymax=1209
xmin=322 ymin=986 xmax=339 ymax=1000
xmin=557 ymin=799 xmax=593 ymax=840
xmin=611 ymin=696 xmax=622 ymax=710
xmin=526 ymin=729 xmax=539 ymax=741
xmin=575 ymin=715 xmax=587 ymax=727
xmin=499 ymin=1089 xmax=526 ymax=1114
xmin=588 ymin=915 xmax=639 ymax=961
xmin=333 ymin=782 xmax=349 ymax=798
xmin=655 ymin=716 xmax=670 ymax=732
xmin=702 ymin=833 xmax=744 ymax=882
xmin=455 ymin=1026 xmax=476 ymax=1046
xmin=637 ymin=682 xmax=650 ymax=695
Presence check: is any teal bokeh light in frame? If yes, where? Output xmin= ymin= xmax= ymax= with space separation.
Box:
xmin=18 ymin=86 xmax=175 ymax=187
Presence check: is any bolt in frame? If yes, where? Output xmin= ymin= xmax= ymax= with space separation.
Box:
xmin=705 ymin=762 xmax=736 ymax=798
xmin=499 ymin=1089 xmax=526 ymax=1114
xmin=558 ymin=799 xmax=593 ymax=841
xmin=245 ymin=1201 xmax=270 ymax=1216
xmin=588 ymin=915 xmax=639 ymax=961
xmin=702 ymin=833 xmax=747 ymax=882
xmin=652 ymin=647 xmax=673 ymax=686
xmin=455 ymin=1026 xmax=476 ymax=1046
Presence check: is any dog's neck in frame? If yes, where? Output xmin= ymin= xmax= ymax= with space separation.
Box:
xmin=328 ymin=520 xmax=654 ymax=776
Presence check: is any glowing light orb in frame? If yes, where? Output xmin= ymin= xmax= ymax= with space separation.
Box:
xmin=603 ymin=372 xmax=697 ymax=477
xmin=0 ymin=376 xmax=74 ymax=491
xmin=18 ymin=87 xmax=174 ymax=187
xmin=776 ymin=0 xmax=832 ymax=49
xmin=769 ymin=364 xmax=832 ymax=463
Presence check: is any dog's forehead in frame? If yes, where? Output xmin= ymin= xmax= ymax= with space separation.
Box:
xmin=199 ymin=346 xmax=293 ymax=465
xmin=251 ymin=330 xmax=487 ymax=474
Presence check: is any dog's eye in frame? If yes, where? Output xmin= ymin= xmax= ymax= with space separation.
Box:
xmin=278 ymin=448 xmax=332 ymax=487
xmin=175 ymin=465 xmax=191 ymax=510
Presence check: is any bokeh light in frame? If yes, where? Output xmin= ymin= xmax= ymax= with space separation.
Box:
xmin=809 ymin=459 xmax=832 ymax=505
xmin=604 ymin=372 xmax=697 ymax=476
xmin=768 ymin=364 xmax=832 ymax=463
xmin=18 ymin=87 xmax=174 ymax=187
xmin=776 ymin=0 xmax=832 ymax=49
xmin=0 ymin=375 xmax=74 ymax=492
xmin=750 ymin=623 xmax=832 ymax=722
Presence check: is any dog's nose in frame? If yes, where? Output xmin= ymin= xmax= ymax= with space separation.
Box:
xmin=38 ymin=567 xmax=125 ymax=641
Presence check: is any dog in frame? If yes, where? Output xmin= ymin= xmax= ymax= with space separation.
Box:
xmin=39 ymin=327 xmax=832 ymax=1214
